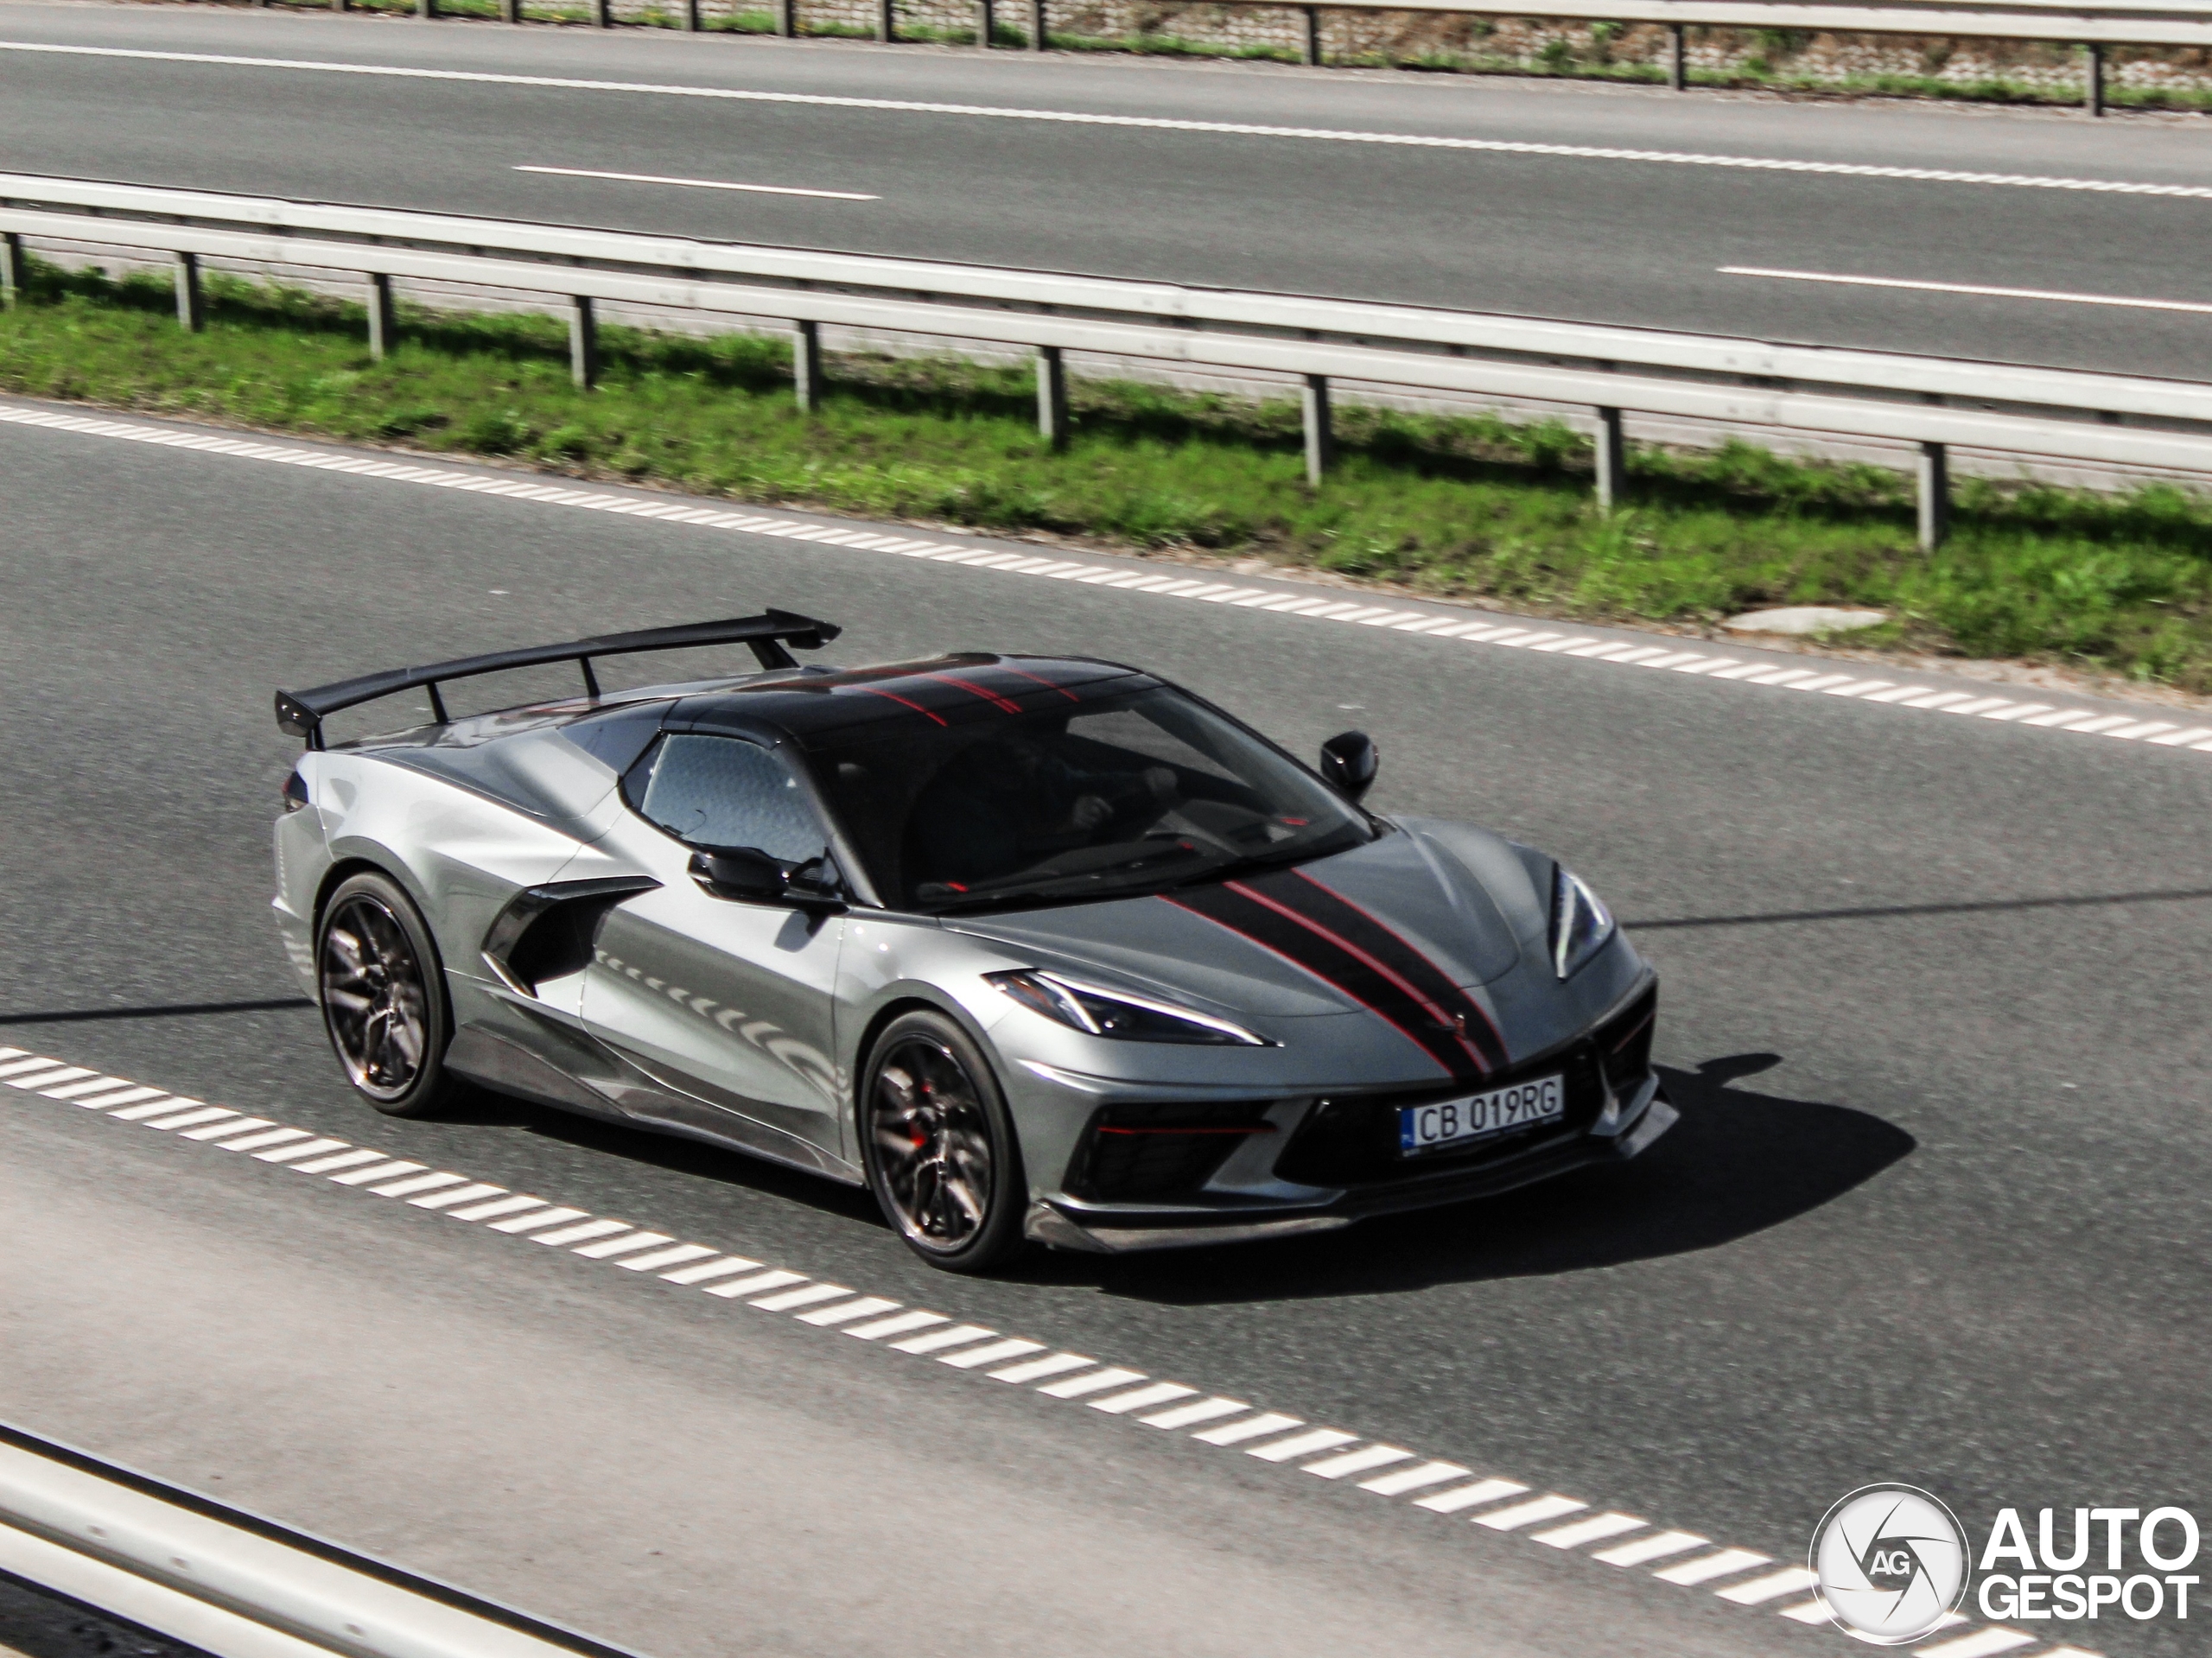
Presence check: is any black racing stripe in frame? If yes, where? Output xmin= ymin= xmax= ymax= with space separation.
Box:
xmin=1244 ymin=869 xmax=1510 ymax=1071
xmin=1165 ymin=884 xmax=1483 ymax=1083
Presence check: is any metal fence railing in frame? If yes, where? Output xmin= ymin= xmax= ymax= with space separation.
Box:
xmin=5 ymin=170 xmax=2211 ymax=547
xmin=296 ymin=0 xmax=2212 ymax=116
xmin=0 ymin=1421 xmax=645 ymax=1658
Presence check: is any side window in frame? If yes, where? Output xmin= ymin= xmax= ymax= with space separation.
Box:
xmin=634 ymin=734 xmax=826 ymax=865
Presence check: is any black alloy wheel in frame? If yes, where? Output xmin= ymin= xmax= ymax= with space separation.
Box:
xmin=861 ymin=1011 xmax=1027 ymax=1273
xmin=316 ymin=870 xmax=459 ymax=1119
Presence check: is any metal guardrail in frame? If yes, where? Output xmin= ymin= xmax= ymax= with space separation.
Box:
xmin=0 ymin=1421 xmax=648 ymax=1658
xmin=3 ymin=171 xmax=2210 ymax=547
xmin=303 ymin=0 xmax=2212 ymax=115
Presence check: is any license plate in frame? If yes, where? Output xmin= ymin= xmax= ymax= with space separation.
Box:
xmin=1398 ymin=1075 xmax=1564 ymax=1155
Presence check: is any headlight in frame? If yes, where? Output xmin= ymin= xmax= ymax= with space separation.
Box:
xmin=986 ymin=970 xmax=1271 ymax=1046
xmin=1550 ymin=866 xmax=1615 ymax=980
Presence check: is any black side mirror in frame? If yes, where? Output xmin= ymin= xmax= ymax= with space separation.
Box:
xmin=689 ymin=846 xmax=788 ymax=902
xmin=1319 ymin=731 xmax=1379 ymax=802
xmin=690 ymin=846 xmax=848 ymax=914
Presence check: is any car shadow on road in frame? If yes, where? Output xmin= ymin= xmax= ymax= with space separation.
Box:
xmin=1023 ymin=1053 xmax=1915 ymax=1305
xmin=435 ymin=1085 xmax=890 ymax=1228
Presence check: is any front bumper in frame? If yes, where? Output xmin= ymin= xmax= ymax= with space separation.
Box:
xmin=1025 ymin=1074 xmax=1676 ymax=1255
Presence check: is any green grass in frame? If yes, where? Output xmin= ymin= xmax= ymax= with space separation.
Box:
xmin=225 ymin=2 xmax=2212 ymax=110
xmin=5 ymin=257 xmax=2210 ymax=692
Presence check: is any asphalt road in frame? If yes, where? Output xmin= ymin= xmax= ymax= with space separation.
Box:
xmin=0 ymin=402 xmax=2207 ymax=1655
xmin=3 ymin=2 xmax=2212 ymax=378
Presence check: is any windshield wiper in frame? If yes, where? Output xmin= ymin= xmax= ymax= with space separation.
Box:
xmin=1165 ymin=839 xmax=1344 ymax=892
xmin=921 ymin=838 xmax=1343 ymax=914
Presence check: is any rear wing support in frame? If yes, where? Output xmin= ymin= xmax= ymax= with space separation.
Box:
xmin=274 ymin=609 xmax=840 ymax=748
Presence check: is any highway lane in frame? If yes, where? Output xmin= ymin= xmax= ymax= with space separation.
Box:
xmin=0 ymin=405 xmax=2207 ymax=1655
xmin=9 ymin=1128 xmax=1775 ymax=1658
xmin=3 ymin=3 xmax=2212 ymax=378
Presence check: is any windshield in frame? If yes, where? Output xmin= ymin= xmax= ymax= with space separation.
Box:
xmin=803 ymin=684 xmax=1373 ymax=913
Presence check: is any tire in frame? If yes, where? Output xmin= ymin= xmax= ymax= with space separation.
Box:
xmin=315 ymin=870 xmax=461 ymax=1120
xmin=860 ymin=1010 xmax=1028 ymax=1274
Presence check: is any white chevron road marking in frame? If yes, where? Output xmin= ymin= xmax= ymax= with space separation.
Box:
xmin=1 ymin=1049 xmax=2093 ymax=1658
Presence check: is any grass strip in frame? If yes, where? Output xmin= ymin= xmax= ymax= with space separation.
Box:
xmin=3 ymin=257 xmax=2209 ymax=692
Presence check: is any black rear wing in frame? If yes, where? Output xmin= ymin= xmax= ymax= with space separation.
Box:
xmin=274 ymin=609 xmax=841 ymax=747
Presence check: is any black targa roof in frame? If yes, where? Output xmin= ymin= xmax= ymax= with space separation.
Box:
xmin=664 ymin=654 xmax=1154 ymax=743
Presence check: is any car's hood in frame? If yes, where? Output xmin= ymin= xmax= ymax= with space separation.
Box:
xmin=943 ymin=820 xmax=1542 ymax=1020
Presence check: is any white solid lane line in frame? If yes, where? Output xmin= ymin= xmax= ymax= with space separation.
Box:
xmin=10 ymin=404 xmax=2208 ymax=768
xmin=512 ymin=165 xmax=878 ymax=200
xmin=4 ymin=42 xmax=2209 ymax=199
xmin=1724 ymin=264 xmax=2212 ymax=315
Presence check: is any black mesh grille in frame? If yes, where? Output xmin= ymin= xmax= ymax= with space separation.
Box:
xmin=1274 ymin=985 xmax=1656 ymax=1191
xmin=1064 ymin=1101 xmax=1279 ymax=1204
xmin=1597 ymin=983 xmax=1658 ymax=1099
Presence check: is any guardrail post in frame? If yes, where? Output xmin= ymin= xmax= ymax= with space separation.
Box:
xmin=1916 ymin=441 xmax=1948 ymax=549
xmin=1301 ymin=374 xmax=1333 ymax=485
xmin=683 ymin=0 xmax=700 ymax=29
xmin=174 ymin=252 xmax=204 ymax=333
xmin=1593 ymin=407 xmax=1625 ymax=510
xmin=1029 ymin=0 xmax=1046 ymax=48
xmin=592 ymin=0 xmax=611 ymax=26
xmin=1668 ymin=23 xmax=1687 ymax=90
xmin=0 ymin=232 xmax=21 ymax=308
xmin=1302 ymin=6 xmax=1322 ymax=65
xmin=417 ymin=0 xmax=434 ymax=19
xmin=2086 ymin=42 xmax=2106 ymax=115
xmin=976 ymin=0 xmax=993 ymax=45
xmin=878 ymin=0 xmax=895 ymax=41
xmin=793 ymin=320 xmax=823 ymax=411
xmin=777 ymin=0 xmax=795 ymax=35
xmin=1037 ymin=346 xmax=1068 ymax=449
xmin=570 ymin=296 xmax=598 ymax=390
xmin=367 ymin=273 xmax=396 ymax=360
xmin=502 ymin=0 xmax=518 ymax=20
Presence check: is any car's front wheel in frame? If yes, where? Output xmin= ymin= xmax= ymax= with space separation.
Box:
xmin=316 ymin=870 xmax=461 ymax=1119
xmin=861 ymin=1011 xmax=1027 ymax=1274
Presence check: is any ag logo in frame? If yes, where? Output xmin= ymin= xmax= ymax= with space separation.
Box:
xmin=1812 ymin=1484 xmax=1970 ymax=1645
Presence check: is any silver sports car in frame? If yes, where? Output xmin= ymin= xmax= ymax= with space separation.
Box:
xmin=273 ymin=611 xmax=1674 ymax=1272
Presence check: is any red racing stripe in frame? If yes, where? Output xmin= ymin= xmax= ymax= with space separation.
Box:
xmin=1164 ymin=884 xmax=1484 ymax=1083
xmin=1269 ymin=869 xmax=1509 ymax=1071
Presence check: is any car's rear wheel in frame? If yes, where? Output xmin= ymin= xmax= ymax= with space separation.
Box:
xmin=317 ymin=871 xmax=460 ymax=1120
xmin=861 ymin=1011 xmax=1027 ymax=1274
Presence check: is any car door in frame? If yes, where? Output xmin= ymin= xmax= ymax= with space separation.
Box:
xmin=580 ymin=732 xmax=853 ymax=1177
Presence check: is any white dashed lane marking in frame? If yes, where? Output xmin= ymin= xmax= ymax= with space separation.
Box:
xmin=1 ymin=1045 xmax=2096 ymax=1658
xmin=3 ymin=42 xmax=2208 ymax=199
xmin=1 ymin=402 xmax=2197 ymax=761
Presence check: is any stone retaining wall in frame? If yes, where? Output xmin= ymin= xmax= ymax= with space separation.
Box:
xmin=469 ymin=0 xmax=2212 ymax=98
